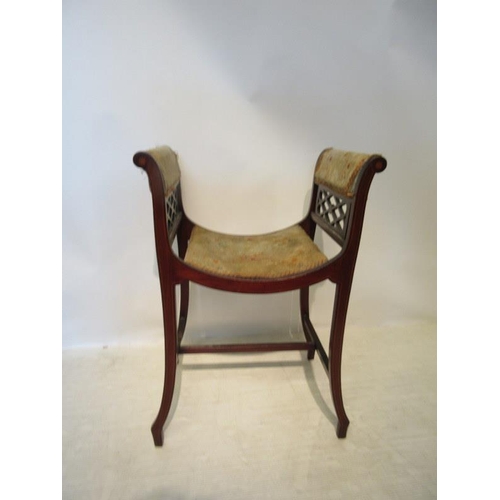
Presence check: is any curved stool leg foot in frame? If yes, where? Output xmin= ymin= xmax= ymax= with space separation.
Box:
xmin=336 ymin=419 xmax=349 ymax=439
xmin=151 ymin=425 xmax=164 ymax=447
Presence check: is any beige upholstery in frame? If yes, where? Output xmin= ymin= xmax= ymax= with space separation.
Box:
xmin=314 ymin=148 xmax=373 ymax=198
xmin=184 ymin=225 xmax=327 ymax=278
xmin=147 ymin=146 xmax=181 ymax=196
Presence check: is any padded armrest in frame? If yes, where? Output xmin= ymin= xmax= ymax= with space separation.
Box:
xmin=135 ymin=146 xmax=181 ymax=196
xmin=314 ymin=148 xmax=376 ymax=198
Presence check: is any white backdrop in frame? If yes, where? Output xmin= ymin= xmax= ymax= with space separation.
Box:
xmin=62 ymin=0 xmax=436 ymax=347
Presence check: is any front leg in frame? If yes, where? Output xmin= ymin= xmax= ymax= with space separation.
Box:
xmin=328 ymin=281 xmax=352 ymax=438
xmin=151 ymin=279 xmax=178 ymax=446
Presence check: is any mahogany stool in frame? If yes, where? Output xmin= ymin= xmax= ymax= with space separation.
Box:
xmin=133 ymin=146 xmax=387 ymax=446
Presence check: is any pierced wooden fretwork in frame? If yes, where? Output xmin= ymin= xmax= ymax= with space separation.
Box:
xmin=315 ymin=185 xmax=351 ymax=243
xmin=165 ymin=184 xmax=181 ymax=239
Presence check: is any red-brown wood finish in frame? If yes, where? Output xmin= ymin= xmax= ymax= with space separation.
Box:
xmin=133 ymin=150 xmax=386 ymax=446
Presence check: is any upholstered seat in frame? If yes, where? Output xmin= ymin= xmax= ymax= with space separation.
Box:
xmin=184 ymin=224 xmax=327 ymax=279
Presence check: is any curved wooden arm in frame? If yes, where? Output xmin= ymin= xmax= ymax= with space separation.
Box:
xmin=133 ymin=146 xmax=181 ymax=197
xmin=301 ymin=150 xmax=387 ymax=274
xmin=321 ymin=154 xmax=386 ymax=274
xmin=133 ymin=146 xmax=184 ymax=266
xmin=314 ymin=148 xmax=384 ymax=198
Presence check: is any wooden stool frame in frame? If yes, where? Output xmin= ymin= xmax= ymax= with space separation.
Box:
xmin=133 ymin=148 xmax=387 ymax=446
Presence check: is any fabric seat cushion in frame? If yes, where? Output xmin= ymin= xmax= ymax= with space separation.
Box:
xmin=184 ymin=224 xmax=328 ymax=279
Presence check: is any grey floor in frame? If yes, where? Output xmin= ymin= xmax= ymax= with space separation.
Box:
xmin=63 ymin=322 xmax=436 ymax=499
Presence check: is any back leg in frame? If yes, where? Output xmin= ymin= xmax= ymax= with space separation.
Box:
xmin=178 ymin=280 xmax=189 ymax=341
xmin=300 ymin=287 xmax=316 ymax=360
xmin=177 ymin=224 xmax=190 ymax=343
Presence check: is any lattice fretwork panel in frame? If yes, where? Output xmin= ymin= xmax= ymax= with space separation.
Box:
xmin=165 ymin=184 xmax=180 ymax=235
xmin=315 ymin=185 xmax=351 ymax=242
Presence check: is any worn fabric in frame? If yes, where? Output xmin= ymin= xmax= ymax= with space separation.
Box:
xmin=314 ymin=148 xmax=372 ymax=198
xmin=147 ymin=146 xmax=181 ymax=196
xmin=184 ymin=224 xmax=327 ymax=278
